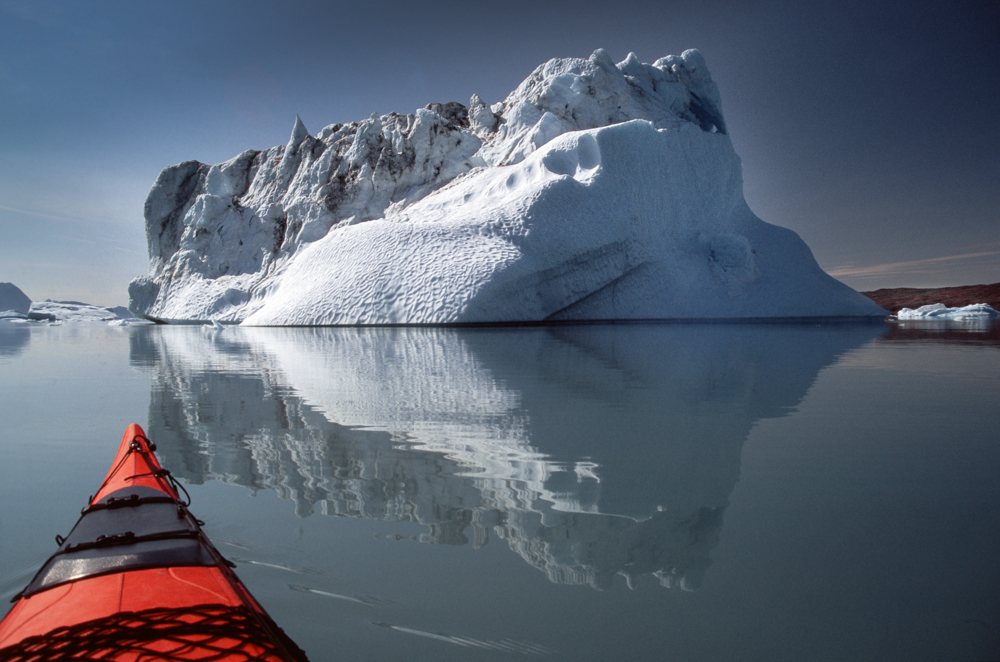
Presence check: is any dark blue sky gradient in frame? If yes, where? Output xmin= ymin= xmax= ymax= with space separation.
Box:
xmin=1 ymin=0 xmax=997 ymax=304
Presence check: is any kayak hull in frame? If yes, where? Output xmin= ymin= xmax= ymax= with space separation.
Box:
xmin=0 ymin=424 xmax=307 ymax=661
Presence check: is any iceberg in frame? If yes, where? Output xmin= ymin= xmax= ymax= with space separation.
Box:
xmin=27 ymin=300 xmax=140 ymax=323
xmin=0 ymin=283 xmax=145 ymax=324
xmin=0 ymin=283 xmax=31 ymax=316
xmin=128 ymin=49 xmax=887 ymax=325
xmin=897 ymin=303 xmax=1000 ymax=320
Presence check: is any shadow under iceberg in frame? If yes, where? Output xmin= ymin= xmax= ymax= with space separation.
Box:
xmin=130 ymin=322 xmax=881 ymax=590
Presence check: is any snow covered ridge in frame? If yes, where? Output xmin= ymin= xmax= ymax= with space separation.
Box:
xmin=128 ymin=49 xmax=888 ymax=325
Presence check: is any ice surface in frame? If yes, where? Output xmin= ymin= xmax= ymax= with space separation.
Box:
xmin=897 ymin=303 xmax=1000 ymax=320
xmin=128 ymin=50 xmax=888 ymax=325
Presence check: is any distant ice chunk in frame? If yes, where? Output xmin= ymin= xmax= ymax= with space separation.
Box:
xmin=897 ymin=303 xmax=1000 ymax=320
xmin=27 ymin=300 xmax=148 ymax=324
xmin=2 ymin=293 xmax=148 ymax=325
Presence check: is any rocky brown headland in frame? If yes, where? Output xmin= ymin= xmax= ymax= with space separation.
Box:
xmin=862 ymin=282 xmax=1000 ymax=313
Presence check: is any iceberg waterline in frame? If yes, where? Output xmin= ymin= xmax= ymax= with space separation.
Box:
xmin=128 ymin=49 xmax=887 ymax=325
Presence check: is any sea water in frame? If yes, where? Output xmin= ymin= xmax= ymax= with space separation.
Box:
xmin=0 ymin=321 xmax=997 ymax=661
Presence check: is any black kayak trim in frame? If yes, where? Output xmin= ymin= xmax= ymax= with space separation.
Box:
xmin=15 ymin=486 xmax=227 ymax=600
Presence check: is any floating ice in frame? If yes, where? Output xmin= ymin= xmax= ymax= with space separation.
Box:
xmin=897 ymin=303 xmax=1000 ymax=320
xmin=0 ymin=286 xmax=148 ymax=324
xmin=128 ymin=50 xmax=887 ymax=325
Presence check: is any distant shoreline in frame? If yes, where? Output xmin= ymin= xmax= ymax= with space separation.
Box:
xmin=861 ymin=282 xmax=1000 ymax=312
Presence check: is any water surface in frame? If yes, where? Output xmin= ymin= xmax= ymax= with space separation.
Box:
xmin=1 ymin=321 xmax=997 ymax=660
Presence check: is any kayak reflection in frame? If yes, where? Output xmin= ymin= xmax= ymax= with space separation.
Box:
xmin=131 ymin=323 xmax=880 ymax=590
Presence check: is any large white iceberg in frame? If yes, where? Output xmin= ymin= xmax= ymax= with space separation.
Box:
xmin=128 ymin=49 xmax=887 ymax=325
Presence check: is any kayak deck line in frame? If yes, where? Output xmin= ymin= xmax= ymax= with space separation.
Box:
xmin=0 ymin=424 xmax=309 ymax=661
xmin=90 ymin=429 xmax=191 ymax=506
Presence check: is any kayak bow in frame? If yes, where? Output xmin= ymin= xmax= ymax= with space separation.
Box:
xmin=0 ymin=423 xmax=308 ymax=661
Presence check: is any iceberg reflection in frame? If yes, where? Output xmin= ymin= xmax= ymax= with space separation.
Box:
xmin=0 ymin=322 xmax=30 ymax=357
xmin=130 ymin=323 xmax=881 ymax=589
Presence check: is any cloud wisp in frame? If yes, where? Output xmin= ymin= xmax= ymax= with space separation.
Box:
xmin=828 ymin=249 xmax=1000 ymax=284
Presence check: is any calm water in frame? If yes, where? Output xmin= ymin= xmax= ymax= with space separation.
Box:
xmin=0 ymin=321 xmax=998 ymax=660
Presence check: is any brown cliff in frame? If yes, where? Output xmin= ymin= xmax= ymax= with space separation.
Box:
xmin=861 ymin=282 xmax=1000 ymax=313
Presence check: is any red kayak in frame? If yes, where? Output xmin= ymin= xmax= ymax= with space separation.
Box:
xmin=0 ymin=424 xmax=308 ymax=661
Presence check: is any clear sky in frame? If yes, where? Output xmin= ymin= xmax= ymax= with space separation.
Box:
xmin=1 ymin=0 xmax=997 ymax=306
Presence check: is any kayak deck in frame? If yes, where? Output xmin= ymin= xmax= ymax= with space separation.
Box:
xmin=0 ymin=424 xmax=308 ymax=661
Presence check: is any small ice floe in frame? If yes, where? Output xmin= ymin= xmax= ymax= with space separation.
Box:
xmin=896 ymin=303 xmax=1000 ymax=321
xmin=0 ymin=311 xmax=30 ymax=324
xmin=202 ymin=318 xmax=226 ymax=335
xmin=107 ymin=318 xmax=151 ymax=326
xmin=0 ymin=309 xmax=54 ymax=322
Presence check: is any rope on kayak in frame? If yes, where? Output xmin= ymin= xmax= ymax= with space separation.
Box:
xmin=89 ymin=431 xmax=193 ymax=508
xmin=0 ymin=603 xmax=310 ymax=662
xmin=59 ymin=529 xmax=203 ymax=554
xmin=88 ymin=440 xmax=137 ymax=504
xmin=162 ymin=468 xmax=192 ymax=508
xmin=82 ymin=493 xmax=179 ymax=515
xmin=123 ymin=466 xmax=193 ymax=507
xmin=55 ymin=431 xmax=194 ymax=553
xmin=129 ymin=433 xmax=193 ymax=507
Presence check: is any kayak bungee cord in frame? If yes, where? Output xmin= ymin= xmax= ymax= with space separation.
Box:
xmin=0 ymin=604 xmax=300 ymax=661
xmin=90 ymin=431 xmax=192 ymax=508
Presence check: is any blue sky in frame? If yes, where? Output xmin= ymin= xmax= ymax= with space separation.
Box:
xmin=1 ymin=0 xmax=997 ymax=306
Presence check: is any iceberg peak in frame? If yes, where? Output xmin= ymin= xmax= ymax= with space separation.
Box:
xmin=589 ymin=47 xmax=619 ymax=73
xmin=288 ymin=114 xmax=310 ymax=147
xmin=128 ymin=50 xmax=886 ymax=325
